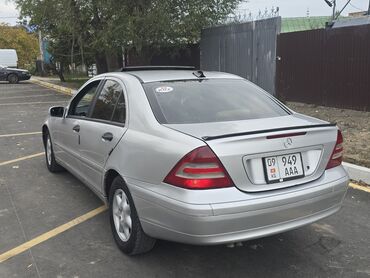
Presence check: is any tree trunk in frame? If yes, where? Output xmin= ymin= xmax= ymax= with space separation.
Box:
xmin=71 ymin=31 xmax=75 ymax=73
xmin=58 ymin=62 xmax=66 ymax=82
xmin=79 ymin=36 xmax=87 ymax=75
xmin=50 ymin=59 xmax=66 ymax=82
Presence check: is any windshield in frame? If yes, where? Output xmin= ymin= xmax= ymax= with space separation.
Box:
xmin=143 ymin=79 xmax=289 ymax=124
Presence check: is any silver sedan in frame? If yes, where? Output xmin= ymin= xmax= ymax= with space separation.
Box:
xmin=42 ymin=67 xmax=349 ymax=255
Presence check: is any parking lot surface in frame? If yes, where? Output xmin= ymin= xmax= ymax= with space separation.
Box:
xmin=0 ymin=82 xmax=369 ymax=278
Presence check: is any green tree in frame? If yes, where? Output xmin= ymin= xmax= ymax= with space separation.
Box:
xmin=15 ymin=0 xmax=242 ymax=78
xmin=0 ymin=23 xmax=39 ymax=69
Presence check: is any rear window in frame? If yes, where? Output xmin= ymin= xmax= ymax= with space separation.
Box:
xmin=143 ymin=79 xmax=289 ymax=124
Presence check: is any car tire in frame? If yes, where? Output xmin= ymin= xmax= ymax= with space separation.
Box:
xmin=109 ymin=176 xmax=156 ymax=255
xmin=44 ymin=131 xmax=64 ymax=173
xmin=8 ymin=74 xmax=19 ymax=84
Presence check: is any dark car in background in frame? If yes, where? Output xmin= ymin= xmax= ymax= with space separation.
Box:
xmin=0 ymin=65 xmax=31 ymax=84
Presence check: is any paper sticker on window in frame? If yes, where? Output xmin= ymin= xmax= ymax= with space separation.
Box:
xmin=155 ymin=86 xmax=173 ymax=93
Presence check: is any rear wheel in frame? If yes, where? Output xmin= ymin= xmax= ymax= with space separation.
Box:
xmin=109 ymin=176 xmax=156 ymax=255
xmin=44 ymin=132 xmax=64 ymax=172
xmin=8 ymin=74 xmax=19 ymax=84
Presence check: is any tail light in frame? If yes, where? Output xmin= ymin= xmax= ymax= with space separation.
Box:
xmin=163 ymin=146 xmax=234 ymax=190
xmin=326 ymin=130 xmax=344 ymax=170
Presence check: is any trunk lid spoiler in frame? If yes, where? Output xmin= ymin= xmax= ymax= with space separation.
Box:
xmin=202 ymin=123 xmax=336 ymax=141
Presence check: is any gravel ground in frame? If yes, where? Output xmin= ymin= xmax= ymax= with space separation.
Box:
xmin=287 ymin=102 xmax=370 ymax=168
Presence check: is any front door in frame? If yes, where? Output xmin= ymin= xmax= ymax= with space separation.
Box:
xmin=54 ymin=79 xmax=103 ymax=178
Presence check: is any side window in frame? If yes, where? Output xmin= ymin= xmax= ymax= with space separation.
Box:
xmin=111 ymin=93 xmax=126 ymax=123
xmin=69 ymin=81 xmax=101 ymax=117
xmin=91 ymin=80 xmax=126 ymax=124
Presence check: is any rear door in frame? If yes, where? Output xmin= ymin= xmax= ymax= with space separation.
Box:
xmin=77 ymin=78 xmax=127 ymax=193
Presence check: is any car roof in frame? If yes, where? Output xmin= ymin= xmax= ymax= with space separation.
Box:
xmin=100 ymin=69 xmax=243 ymax=83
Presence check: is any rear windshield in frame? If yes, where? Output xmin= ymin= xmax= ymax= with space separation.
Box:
xmin=143 ymin=79 xmax=288 ymax=124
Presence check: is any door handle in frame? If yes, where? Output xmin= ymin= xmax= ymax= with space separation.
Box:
xmin=73 ymin=125 xmax=80 ymax=132
xmin=102 ymin=132 xmax=113 ymax=142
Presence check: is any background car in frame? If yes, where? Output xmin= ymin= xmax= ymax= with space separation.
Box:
xmin=42 ymin=66 xmax=349 ymax=255
xmin=0 ymin=65 xmax=31 ymax=83
xmin=0 ymin=49 xmax=18 ymax=68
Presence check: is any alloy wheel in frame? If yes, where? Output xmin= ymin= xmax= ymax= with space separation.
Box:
xmin=46 ymin=136 xmax=52 ymax=166
xmin=112 ymin=189 xmax=132 ymax=242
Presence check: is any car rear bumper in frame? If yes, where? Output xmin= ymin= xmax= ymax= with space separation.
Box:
xmin=129 ymin=167 xmax=348 ymax=245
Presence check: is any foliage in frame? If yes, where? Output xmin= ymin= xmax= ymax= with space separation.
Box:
xmin=0 ymin=23 xmax=39 ymax=69
xmin=15 ymin=0 xmax=242 ymax=75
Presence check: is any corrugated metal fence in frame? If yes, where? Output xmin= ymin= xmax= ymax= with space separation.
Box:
xmin=276 ymin=24 xmax=370 ymax=111
xmin=200 ymin=17 xmax=281 ymax=95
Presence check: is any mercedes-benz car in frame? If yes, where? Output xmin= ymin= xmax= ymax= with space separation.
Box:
xmin=0 ymin=65 xmax=31 ymax=83
xmin=42 ymin=66 xmax=349 ymax=255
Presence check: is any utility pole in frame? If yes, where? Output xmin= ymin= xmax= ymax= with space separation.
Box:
xmin=368 ymin=0 xmax=370 ymax=15
xmin=38 ymin=30 xmax=45 ymax=75
xmin=324 ymin=0 xmax=337 ymax=20
xmin=332 ymin=0 xmax=337 ymax=20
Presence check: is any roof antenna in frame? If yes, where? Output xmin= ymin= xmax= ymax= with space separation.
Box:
xmin=193 ymin=70 xmax=206 ymax=78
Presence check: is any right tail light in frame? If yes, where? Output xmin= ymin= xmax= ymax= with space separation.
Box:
xmin=326 ymin=130 xmax=344 ymax=170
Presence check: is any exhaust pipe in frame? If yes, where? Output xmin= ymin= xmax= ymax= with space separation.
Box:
xmin=226 ymin=242 xmax=243 ymax=248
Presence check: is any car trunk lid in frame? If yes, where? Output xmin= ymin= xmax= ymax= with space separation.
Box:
xmin=165 ymin=114 xmax=338 ymax=192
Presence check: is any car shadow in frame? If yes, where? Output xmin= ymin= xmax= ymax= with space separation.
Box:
xmin=116 ymin=224 xmax=343 ymax=278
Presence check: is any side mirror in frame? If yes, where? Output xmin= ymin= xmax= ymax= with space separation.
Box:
xmin=49 ymin=106 xmax=65 ymax=117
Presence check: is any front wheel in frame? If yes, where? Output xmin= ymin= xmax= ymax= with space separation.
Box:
xmin=44 ymin=132 xmax=64 ymax=173
xmin=8 ymin=74 xmax=19 ymax=84
xmin=109 ymin=176 xmax=156 ymax=255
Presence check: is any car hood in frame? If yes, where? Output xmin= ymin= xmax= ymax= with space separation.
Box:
xmin=164 ymin=113 xmax=329 ymax=140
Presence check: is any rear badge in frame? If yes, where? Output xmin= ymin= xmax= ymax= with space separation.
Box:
xmin=155 ymin=86 xmax=173 ymax=93
xmin=284 ymin=138 xmax=293 ymax=149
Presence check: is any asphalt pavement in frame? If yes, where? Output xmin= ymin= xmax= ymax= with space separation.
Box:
xmin=0 ymin=81 xmax=369 ymax=278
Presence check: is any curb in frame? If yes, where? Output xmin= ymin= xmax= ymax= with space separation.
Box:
xmin=30 ymin=78 xmax=76 ymax=96
xmin=343 ymin=162 xmax=370 ymax=185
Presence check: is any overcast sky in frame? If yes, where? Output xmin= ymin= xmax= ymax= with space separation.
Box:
xmin=0 ymin=0 xmax=369 ymax=25
xmin=0 ymin=0 xmax=18 ymax=25
xmin=240 ymin=0 xmax=369 ymax=17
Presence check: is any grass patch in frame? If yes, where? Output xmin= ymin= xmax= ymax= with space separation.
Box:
xmin=65 ymin=77 xmax=90 ymax=88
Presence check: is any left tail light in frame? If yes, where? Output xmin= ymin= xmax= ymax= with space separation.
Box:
xmin=163 ymin=146 xmax=234 ymax=190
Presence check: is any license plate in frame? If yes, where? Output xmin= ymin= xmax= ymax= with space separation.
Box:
xmin=263 ymin=153 xmax=304 ymax=183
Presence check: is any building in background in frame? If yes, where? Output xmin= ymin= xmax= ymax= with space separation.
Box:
xmin=281 ymin=16 xmax=331 ymax=32
xmin=332 ymin=14 xmax=370 ymax=28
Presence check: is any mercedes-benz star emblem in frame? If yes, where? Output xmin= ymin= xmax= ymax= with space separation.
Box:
xmin=284 ymin=138 xmax=293 ymax=148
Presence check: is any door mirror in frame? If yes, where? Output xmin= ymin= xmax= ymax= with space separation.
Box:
xmin=49 ymin=106 xmax=65 ymax=117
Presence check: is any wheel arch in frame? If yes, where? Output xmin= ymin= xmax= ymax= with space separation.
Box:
xmin=104 ymin=169 xmax=122 ymax=200
xmin=42 ymin=125 xmax=49 ymax=147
